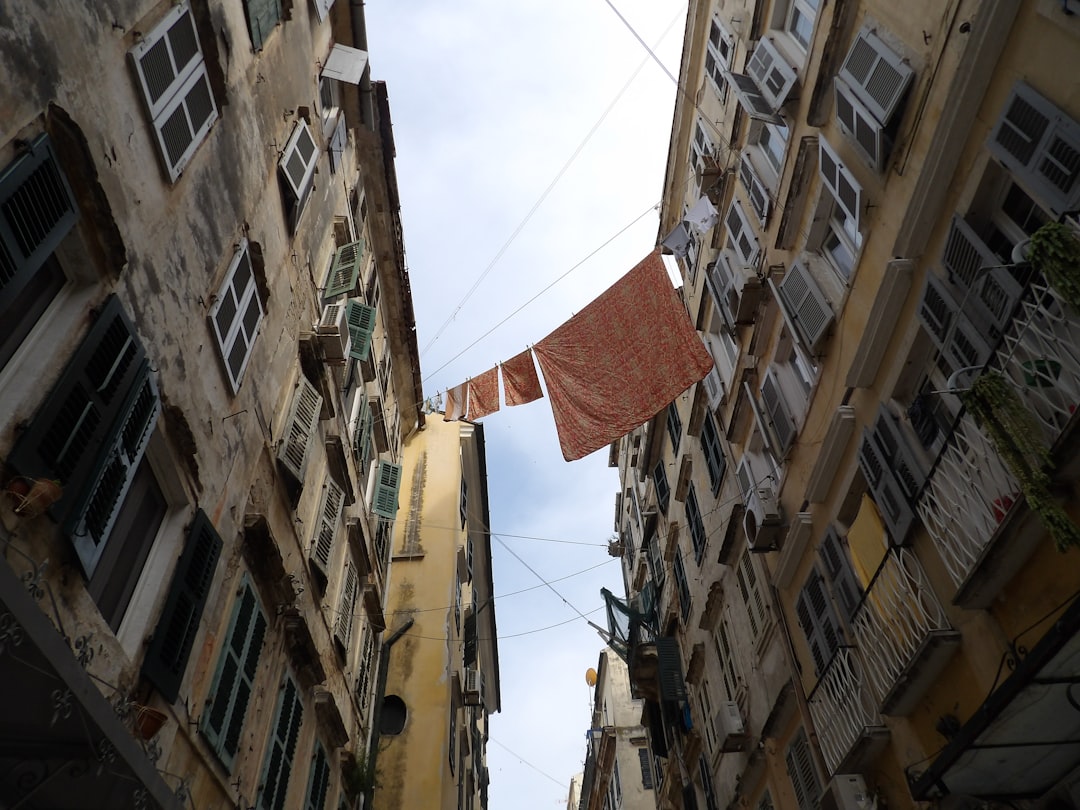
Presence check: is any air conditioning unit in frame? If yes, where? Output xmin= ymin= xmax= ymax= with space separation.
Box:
xmin=714 ymin=701 xmax=749 ymax=752
xmin=464 ymin=667 xmax=483 ymax=706
xmin=743 ymin=485 xmax=782 ymax=550
xmin=716 ymin=251 xmax=763 ymax=324
xmin=317 ymin=303 xmax=351 ymax=361
xmin=821 ymin=775 xmax=872 ymax=810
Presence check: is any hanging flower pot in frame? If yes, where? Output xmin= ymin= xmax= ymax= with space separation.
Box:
xmin=133 ymin=705 xmax=168 ymax=740
xmin=6 ymin=477 xmax=63 ymax=518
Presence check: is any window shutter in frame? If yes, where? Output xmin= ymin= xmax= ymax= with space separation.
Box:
xmin=988 ymin=81 xmax=1080 ymax=215
xmin=870 ymin=405 xmax=927 ymax=501
xmin=244 ymin=0 xmax=282 ymax=50
xmin=796 ymin=570 xmax=841 ymax=675
xmin=372 ymin=460 xmax=402 ymax=518
xmin=746 ymin=37 xmax=797 ymax=110
xmin=777 ymin=261 xmax=834 ymax=351
xmin=674 ymin=553 xmax=692 ymax=621
xmin=760 ymin=369 xmax=798 ymax=454
xmin=312 ymin=479 xmax=344 ymax=574
xmin=210 ymin=240 xmax=264 ymax=392
xmin=638 ymin=748 xmax=654 ymax=789
xmin=352 ymin=394 xmax=374 ymax=468
xmin=311 ymin=0 xmax=336 ymax=22
xmin=656 ymin=636 xmax=688 ymax=701
xmin=304 ymin=744 xmax=331 ymax=810
xmin=785 ymin=731 xmax=821 ymax=810
xmin=328 ymin=114 xmax=348 ymax=175
xmin=818 ymin=527 xmax=863 ymax=623
xmin=735 ymin=457 xmax=755 ymax=502
xmin=724 ymin=71 xmax=785 ymax=124
xmin=323 ymin=240 xmax=364 ymax=299
xmin=736 ymin=555 xmax=760 ymax=637
xmin=0 ymin=134 xmax=78 ymax=312
xmin=279 ymin=121 xmax=319 ymax=201
xmin=464 ymin=611 xmax=478 ymax=666
xmin=818 ymin=137 xmax=862 ymax=228
xmin=857 ymin=426 xmax=915 ymax=544
xmin=260 ymin=677 xmax=304 ymax=810
xmin=345 ymin=299 xmax=376 ymax=360
xmin=725 ymin=201 xmax=759 ymax=266
xmin=834 ymin=78 xmax=886 ymax=169
xmin=917 ymin=271 xmax=957 ymax=350
xmin=277 ymin=377 xmax=323 ymax=482
xmin=940 ymin=214 xmax=1022 ymax=333
xmin=739 ymin=154 xmax=771 ymax=223
xmin=838 ymin=28 xmax=913 ymax=125
xmin=142 ymin=509 xmax=222 ymax=702
xmin=130 ymin=3 xmax=217 ymax=182
xmin=202 ymin=582 xmax=267 ymax=767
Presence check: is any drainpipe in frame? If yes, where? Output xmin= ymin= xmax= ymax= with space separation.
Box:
xmin=348 ymin=0 xmax=375 ymax=130
xmin=364 ymin=617 xmax=414 ymax=810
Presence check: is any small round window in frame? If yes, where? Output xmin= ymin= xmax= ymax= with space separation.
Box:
xmin=380 ymin=695 xmax=407 ymax=735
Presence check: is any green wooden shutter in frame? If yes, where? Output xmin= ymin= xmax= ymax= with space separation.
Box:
xmin=353 ymin=394 xmax=374 ymax=471
xmin=655 ymin=636 xmax=687 ymax=702
xmin=143 ymin=509 xmax=222 ymax=702
xmin=304 ymin=744 xmax=331 ymax=810
xmin=202 ymin=581 xmax=267 ymax=767
xmin=0 ymin=134 xmax=78 ymax=313
xmin=277 ymin=377 xmax=323 ymax=482
xmin=372 ymin=460 xmax=402 ymax=518
xmin=785 ymin=730 xmax=821 ymax=810
xmin=345 ymin=299 xmax=376 ymax=361
xmin=261 ymin=677 xmax=304 ymax=810
xmin=796 ymin=570 xmax=841 ymax=676
xmin=334 ymin=562 xmax=358 ymax=650
xmin=244 ymin=0 xmax=282 ymax=51
xmin=323 ymin=240 xmax=364 ymax=299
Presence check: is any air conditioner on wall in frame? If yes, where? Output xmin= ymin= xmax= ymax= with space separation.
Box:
xmin=317 ymin=303 xmax=351 ymax=361
xmin=743 ymin=485 xmax=782 ymax=551
xmin=714 ymin=701 xmax=749 ymax=752
xmin=821 ymin=775 xmax=873 ymax=810
xmin=464 ymin=667 xmax=483 ymax=706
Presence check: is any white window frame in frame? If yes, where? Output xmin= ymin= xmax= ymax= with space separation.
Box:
xmin=739 ymin=153 xmax=771 ymax=224
xmin=725 ymin=200 xmax=760 ymax=266
xmin=129 ymin=2 xmax=218 ymax=182
xmin=746 ymin=37 xmax=798 ymax=111
xmin=279 ymin=119 xmax=319 ymax=202
xmin=754 ymin=120 xmax=789 ymax=180
xmin=818 ymin=136 xmax=863 ymax=230
xmin=704 ymin=16 xmax=735 ymax=101
xmin=691 ymin=118 xmax=716 ymax=188
xmin=783 ymin=0 xmax=820 ymax=53
xmin=209 ymin=238 xmax=264 ymax=392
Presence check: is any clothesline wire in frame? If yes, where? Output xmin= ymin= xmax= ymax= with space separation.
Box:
xmin=488 ymin=737 xmax=570 ymax=789
xmin=418 ymin=11 xmax=684 ymax=362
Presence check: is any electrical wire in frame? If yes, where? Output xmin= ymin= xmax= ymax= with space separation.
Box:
xmin=488 ymin=737 xmax=569 ymax=789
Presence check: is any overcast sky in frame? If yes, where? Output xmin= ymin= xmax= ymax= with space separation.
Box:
xmin=363 ymin=3 xmax=686 ymax=805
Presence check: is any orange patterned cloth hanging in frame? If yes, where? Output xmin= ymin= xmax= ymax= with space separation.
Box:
xmin=533 ymin=251 xmax=714 ymax=461
xmin=501 ymin=349 xmax=544 ymax=406
xmin=467 ymin=367 xmax=501 ymax=420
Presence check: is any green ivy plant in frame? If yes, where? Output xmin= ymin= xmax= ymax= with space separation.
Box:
xmin=961 ymin=372 xmax=1080 ymax=550
xmin=1029 ymin=221 xmax=1080 ymax=312
xmin=342 ymin=750 xmax=377 ymax=799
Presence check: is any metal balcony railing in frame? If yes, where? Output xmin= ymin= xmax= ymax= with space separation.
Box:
xmin=850 ymin=548 xmax=957 ymax=712
xmin=916 ymin=414 xmax=1018 ymax=587
xmin=807 ymin=647 xmax=883 ymax=774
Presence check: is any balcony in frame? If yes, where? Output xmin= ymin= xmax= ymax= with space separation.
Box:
xmin=850 ymin=549 xmax=961 ymax=715
xmin=807 ymin=647 xmax=888 ymax=775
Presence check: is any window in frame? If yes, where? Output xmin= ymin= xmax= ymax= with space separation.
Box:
xmin=704 ymin=16 xmax=734 ymax=101
xmin=638 ymin=747 xmax=654 ymax=789
xmin=352 ymin=393 xmax=376 ymax=482
xmin=701 ymin=413 xmax=727 ymax=496
xmin=371 ymin=459 xmax=403 ymax=519
xmin=356 ymin=630 xmax=376 ymax=710
xmin=323 ymin=240 xmax=364 ymax=300
xmin=279 ymin=120 xmax=319 ymax=230
xmin=725 ymin=200 xmax=760 ymax=266
xmin=333 ymin=561 xmax=359 ymax=652
xmin=311 ymin=478 xmax=344 ymax=583
xmin=210 ymin=239 xmax=265 ymax=392
xmin=698 ymin=680 xmax=716 ymax=752
xmin=857 ymin=405 xmax=926 ymax=544
xmin=278 ymin=376 xmax=323 ymax=482
xmin=304 ymin=744 xmax=331 ymax=810
xmin=987 ymin=81 xmax=1080 ymax=216
xmin=700 ymin=754 xmax=719 ymax=810
xmin=653 ymin=461 xmax=670 ymax=514
xmin=244 ymin=0 xmax=283 ymax=50
xmin=260 ymin=676 xmax=304 ymax=810
xmin=690 ymin=118 xmax=716 ymax=186
xmin=7 ymin=296 xmax=161 ymax=578
xmin=667 ymin=401 xmax=683 ymax=453
xmin=143 ymin=509 xmax=222 ymax=701
xmin=674 ymin=553 xmax=692 ymax=622
xmin=725 ymin=72 xmax=785 ymax=125
xmin=783 ymin=0 xmax=820 ymax=51
xmin=746 ymin=37 xmax=798 ymax=110
xmin=737 ymin=552 xmax=770 ymax=639
xmin=795 ymin=569 xmax=842 ymax=676
xmin=611 ymin=758 xmax=622 ymax=807
xmin=756 ymin=121 xmax=789 ymax=177
xmin=760 ymin=367 xmax=799 ymax=455
xmin=819 ymin=527 xmax=863 ymax=623
xmin=203 ymin=580 xmax=268 ymax=768
xmin=649 ymin=532 xmax=666 ymax=595
xmin=834 ymin=28 xmax=914 ymax=170
xmin=130 ymin=2 xmax=218 ymax=182
xmin=714 ymin=619 xmax=741 ymax=702
xmin=686 ymin=484 xmax=707 ymax=564
xmin=311 ymin=0 xmax=336 ymax=23
xmin=0 ymin=134 xmax=78 ymax=372
xmin=785 ymin=730 xmax=822 ymax=810
xmin=739 ymin=154 xmax=772 ymax=224
xmin=460 ymin=475 xmax=468 ymax=528
xmin=455 ymin=578 xmax=462 ymax=634
xmin=775 ymin=261 xmax=835 ymax=351
xmin=818 ymin=137 xmax=863 ymax=231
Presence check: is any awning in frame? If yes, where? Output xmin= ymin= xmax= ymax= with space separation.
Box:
xmin=0 ymin=558 xmax=183 ymax=809
xmin=322 ymin=43 xmax=369 ymax=85
xmin=910 ymin=593 xmax=1080 ymax=800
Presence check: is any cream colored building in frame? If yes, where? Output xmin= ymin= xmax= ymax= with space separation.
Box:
xmin=0 ymin=1 xmax=422 ymax=808
xmin=614 ymin=0 xmax=1080 ymax=809
xmin=373 ymin=416 xmax=501 ymax=810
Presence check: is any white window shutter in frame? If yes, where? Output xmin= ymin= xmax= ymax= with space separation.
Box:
xmin=746 ymin=38 xmax=797 ymax=110
xmin=312 ymin=479 xmax=344 ymax=573
xmin=988 ymin=81 xmax=1080 ymax=215
xmin=856 ymin=422 xmax=916 ymax=545
xmin=777 ymin=262 xmax=834 ymax=351
xmin=334 ymin=562 xmax=358 ymax=649
xmin=210 ymin=240 xmax=264 ymax=392
xmin=703 ymin=367 xmax=724 ymax=408
xmin=818 ymin=137 xmax=863 ymax=228
xmin=940 ymin=214 xmax=1023 ymax=334
xmin=724 ymin=72 xmax=785 ymax=124
xmin=838 ymin=28 xmax=913 ymax=125
xmin=279 ymin=120 xmax=319 ymax=200
xmin=917 ymin=271 xmax=957 ymax=351
xmin=735 ymin=457 xmax=755 ymax=502
xmin=761 ymin=369 xmax=798 ymax=454
xmin=278 ymin=377 xmax=323 ymax=481
xmin=739 ymin=153 xmax=771 ymax=224
xmin=834 ymin=78 xmax=886 ymax=170
xmin=725 ymin=200 xmax=759 ymax=266
xmin=311 ymin=0 xmax=336 ymax=22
